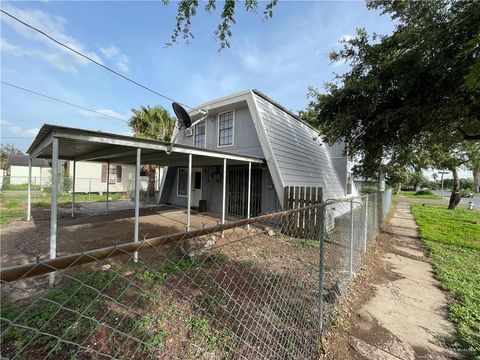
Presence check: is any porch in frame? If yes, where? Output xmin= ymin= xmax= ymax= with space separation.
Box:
xmin=23 ymin=124 xmax=265 ymax=282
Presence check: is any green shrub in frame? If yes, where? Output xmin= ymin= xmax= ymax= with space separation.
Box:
xmin=415 ymin=189 xmax=432 ymax=196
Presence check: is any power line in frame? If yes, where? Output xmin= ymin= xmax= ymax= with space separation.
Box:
xmin=1 ymin=81 xmax=128 ymax=123
xmin=1 ymin=137 xmax=34 ymax=139
xmin=0 ymin=9 xmax=195 ymax=111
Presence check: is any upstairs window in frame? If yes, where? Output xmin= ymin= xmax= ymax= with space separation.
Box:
xmin=218 ymin=111 xmax=234 ymax=146
xmin=194 ymin=122 xmax=206 ymax=148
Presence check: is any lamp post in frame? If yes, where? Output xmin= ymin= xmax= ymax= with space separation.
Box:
xmin=439 ymin=171 xmax=449 ymax=204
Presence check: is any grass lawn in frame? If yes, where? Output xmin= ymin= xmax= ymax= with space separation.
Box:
xmin=0 ymin=191 xmax=124 ymax=226
xmin=411 ymin=205 xmax=480 ymax=357
xmin=397 ymin=190 xmax=441 ymax=200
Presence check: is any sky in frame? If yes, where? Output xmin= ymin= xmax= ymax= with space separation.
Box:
xmin=0 ymin=1 xmax=469 ymax=179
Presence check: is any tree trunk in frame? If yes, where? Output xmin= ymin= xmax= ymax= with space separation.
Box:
xmin=397 ymin=183 xmax=401 ymax=195
xmin=448 ymin=168 xmax=461 ymax=210
xmin=474 ymin=167 xmax=480 ymax=193
xmin=146 ymin=165 xmax=156 ymax=199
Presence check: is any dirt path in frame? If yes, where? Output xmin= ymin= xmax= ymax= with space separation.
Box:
xmin=323 ymin=202 xmax=459 ymax=359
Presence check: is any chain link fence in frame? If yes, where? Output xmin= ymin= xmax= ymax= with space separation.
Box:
xmin=1 ymin=176 xmax=159 ymax=222
xmin=1 ymin=190 xmax=391 ymax=359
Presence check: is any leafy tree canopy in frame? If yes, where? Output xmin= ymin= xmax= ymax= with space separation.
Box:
xmin=302 ymin=0 xmax=480 ymax=178
xmin=0 ymin=144 xmax=23 ymax=170
xmin=163 ymin=0 xmax=277 ymax=50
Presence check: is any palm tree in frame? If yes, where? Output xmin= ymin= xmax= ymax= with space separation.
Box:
xmin=128 ymin=105 xmax=176 ymax=198
xmin=128 ymin=106 xmax=175 ymax=142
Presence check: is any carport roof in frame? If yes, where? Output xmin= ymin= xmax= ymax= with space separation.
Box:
xmin=27 ymin=124 xmax=265 ymax=167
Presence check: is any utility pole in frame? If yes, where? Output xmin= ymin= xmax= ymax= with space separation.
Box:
xmin=439 ymin=171 xmax=449 ymax=204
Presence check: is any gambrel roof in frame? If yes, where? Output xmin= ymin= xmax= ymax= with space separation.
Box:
xmin=190 ymin=89 xmax=347 ymax=206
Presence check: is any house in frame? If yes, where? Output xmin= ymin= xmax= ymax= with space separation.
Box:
xmin=327 ymin=141 xmax=355 ymax=195
xmin=63 ymin=161 xmax=149 ymax=194
xmin=6 ymin=154 xmax=51 ymax=186
xmin=5 ymin=154 xmax=149 ymax=194
xmin=159 ymin=89 xmax=354 ymax=216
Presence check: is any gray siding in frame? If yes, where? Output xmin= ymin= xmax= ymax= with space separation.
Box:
xmin=253 ymin=93 xmax=345 ymax=202
xmin=176 ymin=105 xmax=264 ymax=158
xmin=327 ymin=141 xmax=347 ymax=158
xmin=331 ymin=157 xmax=347 ymax=193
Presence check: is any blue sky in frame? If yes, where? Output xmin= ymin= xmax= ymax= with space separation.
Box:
xmin=1 ymin=0 xmax=397 ymax=153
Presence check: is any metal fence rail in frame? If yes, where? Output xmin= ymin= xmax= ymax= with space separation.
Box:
xmin=0 ymin=190 xmax=391 ymax=359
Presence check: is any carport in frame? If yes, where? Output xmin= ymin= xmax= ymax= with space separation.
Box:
xmin=26 ymin=124 xmax=265 ymax=283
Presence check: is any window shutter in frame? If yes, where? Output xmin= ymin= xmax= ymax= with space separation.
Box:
xmin=101 ymin=164 xmax=107 ymax=182
xmin=116 ymin=166 xmax=122 ymax=182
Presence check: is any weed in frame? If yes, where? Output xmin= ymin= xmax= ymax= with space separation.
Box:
xmin=188 ymin=316 xmax=218 ymax=352
xmin=288 ymin=239 xmax=318 ymax=249
xmin=258 ymin=249 xmax=271 ymax=260
xmin=202 ymin=253 xmax=228 ymax=267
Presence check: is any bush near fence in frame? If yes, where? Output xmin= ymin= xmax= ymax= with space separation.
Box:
xmin=0 ymin=190 xmax=392 ymax=359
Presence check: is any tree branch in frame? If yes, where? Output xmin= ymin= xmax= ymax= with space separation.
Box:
xmin=457 ymin=127 xmax=480 ymax=141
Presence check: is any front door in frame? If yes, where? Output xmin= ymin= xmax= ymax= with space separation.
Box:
xmin=191 ymin=169 xmax=202 ymax=206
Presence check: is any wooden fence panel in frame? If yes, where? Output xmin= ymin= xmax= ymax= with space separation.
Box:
xmin=283 ymin=186 xmax=323 ymax=239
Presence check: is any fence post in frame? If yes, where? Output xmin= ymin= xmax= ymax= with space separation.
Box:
xmin=363 ymin=195 xmax=368 ymax=254
xmin=318 ymin=203 xmax=327 ymax=333
xmin=349 ymin=198 xmax=354 ymax=278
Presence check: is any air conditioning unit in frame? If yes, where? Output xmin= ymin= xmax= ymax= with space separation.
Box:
xmin=185 ymin=128 xmax=193 ymax=137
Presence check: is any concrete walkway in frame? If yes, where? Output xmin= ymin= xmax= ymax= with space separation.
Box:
xmin=348 ymin=202 xmax=459 ymax=359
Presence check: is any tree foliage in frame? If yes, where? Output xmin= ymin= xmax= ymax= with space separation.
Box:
xmin=302 ymin=0 xmax=480 ymax=179
xmin=0 ymin=144 xmax=23 ymax=170
xmin=128 ymin=105 xmax=175 ymax=142
xmin=163 ymin=0 xmax=277 ymax=50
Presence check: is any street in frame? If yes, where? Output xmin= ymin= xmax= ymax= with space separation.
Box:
xmin=433 ymin=190 xmax=480 ymax=208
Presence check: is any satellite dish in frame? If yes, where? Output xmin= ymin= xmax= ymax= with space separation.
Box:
xmin=172 ymin=102 xmax=192 ymax=129
xmin=166 ymin=103 xmax=208 ymax=154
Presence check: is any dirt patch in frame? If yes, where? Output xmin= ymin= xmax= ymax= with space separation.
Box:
xmin=0 ymin=205 xmax=237 ymax=268
xmin=1 ymin=215 xmax=323 ymax=359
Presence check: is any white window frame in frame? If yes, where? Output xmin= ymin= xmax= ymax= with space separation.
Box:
xmin=217 ymin=109 xmax=235 ymax=148
xmin=177 ymin=168 xmax=188 ymax=197
xmin=108 ymin=165 xmax=117 ymax=184
xmin=193 ymin=121 xmax=207 ymax=148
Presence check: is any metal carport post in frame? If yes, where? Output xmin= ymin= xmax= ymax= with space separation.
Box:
xmin=222 ymin=158 xmax=227 ymax=236
xmin=134 ymin=148 xmax=141 ymax=262
xmin=187 ymin=154 xmax=192 ymax=230
xmin=27 ymin=157 xmax=32 ymax=222
xmin=106 ymin=160 xmax=110 ymax=214
xmin=49 ymin=137 xmax=59 ymax=285
xmin=71 ymin=160 xmax=76 ymax=218
xmin=247 ymin=161 xmax=251 ymax=229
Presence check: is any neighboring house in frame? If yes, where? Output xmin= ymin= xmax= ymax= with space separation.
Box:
xmin=64 ymin=161 xmax=150 ymax=194
xmin=6 ymin=154 xmax=51 ymax=186
xmin=327 ymin=141 xmax=356 ymax=196
xmin=160 ymin=89 xmax=354 ymax=216
xmin=5 ymin=154 xmax=150 ymax=194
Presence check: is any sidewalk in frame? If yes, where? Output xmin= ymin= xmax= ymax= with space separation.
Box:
xmin=325 ymin=202 xmax=459 ymax=359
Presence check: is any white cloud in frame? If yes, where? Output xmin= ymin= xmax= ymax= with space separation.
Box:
xmin=1 ymin=119 xmax=39 ymax=137
xmin=78 ymin=108 xmax=129 ymax=121
xmin=1 ymin=37 xmax=78 ymax=74
xmin=339 ymin=34 xmax=354 ymax=42
xmin=100 ymin=45 xmax=130 ymax=72
xmin=1 ymin=3 xmax=103 ymax=64
xmin=0 ymin=4 xmax=131 ymax=74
